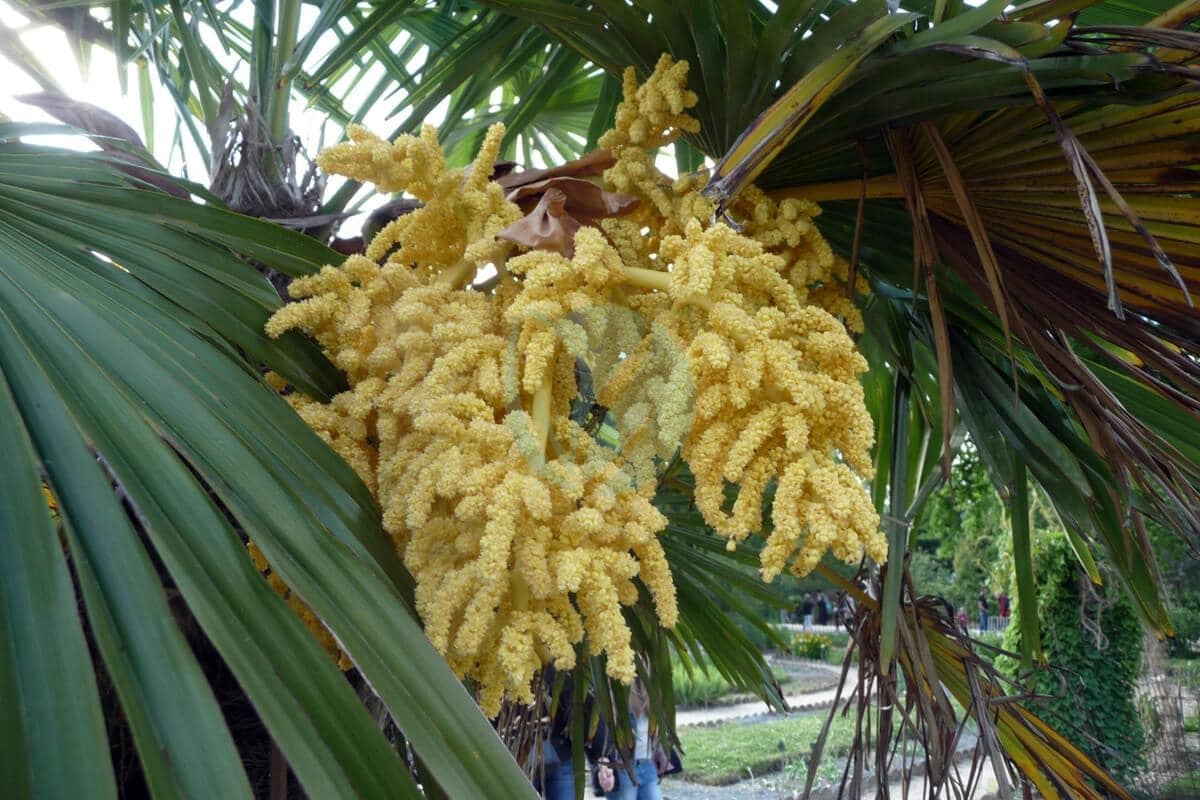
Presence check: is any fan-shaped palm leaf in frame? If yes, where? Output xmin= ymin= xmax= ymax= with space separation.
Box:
xmin=5 ymin=0 xmax=608 ymax=216
xmin=0 ymin=123 xmax=537 ymax=799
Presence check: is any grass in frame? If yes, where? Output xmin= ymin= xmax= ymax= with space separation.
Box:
xmin=672 ymin=660 xmax=803 ymax=707
xmin=675 ymin=694 xmax=971 ymax=786
xmin=1162 ymin=769 xmax=1200 ymax=799
xmin=674 ymin=713 xmax=857 ymax=785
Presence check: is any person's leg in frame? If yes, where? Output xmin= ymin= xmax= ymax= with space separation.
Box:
xmin=609 ymin=763 xmax=637 ymax=800
xmin=635 ymin=759 xmax=662 ymax=800
xmin=543 ymin=760 xmax=574 ymax=800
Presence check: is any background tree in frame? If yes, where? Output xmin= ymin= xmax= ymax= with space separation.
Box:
xmin=998 ymin=535 xmax=1146 ymax=783
xmin=911 ymin=444 xmax=1006 ymax=615
xmin=1150 ymin=519 xmax=1200 ymax=659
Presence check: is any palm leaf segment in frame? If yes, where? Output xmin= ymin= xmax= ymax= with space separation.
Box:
xmin=0 ymin=125 xmax=538 ymax=799
xmin=3 ymin=5 xmax=794 ymax=790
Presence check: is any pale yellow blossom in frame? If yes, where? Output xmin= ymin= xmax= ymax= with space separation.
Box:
xmin=265 ymin=55 xmax=881 ymax=713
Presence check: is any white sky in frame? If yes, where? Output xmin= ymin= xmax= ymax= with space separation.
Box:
xmin=0 ymin=3 xmax=178 ymax=157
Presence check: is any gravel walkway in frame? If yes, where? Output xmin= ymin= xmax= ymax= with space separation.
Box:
xmin=584 ymin=659 xmax=1001 ymax=800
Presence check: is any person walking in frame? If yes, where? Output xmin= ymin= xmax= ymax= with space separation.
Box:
xmin=997 ymin=591 xmax=1010 ymax=630
xmin=978 ymin=589 xmax=990 ymax=633
xmin=593 ymin=680 xmax=680 ymax=800
xmin=535 ymin=669 xmax=601 ymax=800
xmin=800 ymin=593 xmax=815 ymax=631
xmin=815 ymin=591 xmax=830 ymax=626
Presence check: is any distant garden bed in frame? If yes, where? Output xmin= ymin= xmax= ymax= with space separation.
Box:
xmin=673 ymin=659 xmax=837 ymax=708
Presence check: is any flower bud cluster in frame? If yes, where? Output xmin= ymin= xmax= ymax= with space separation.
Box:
xmin=266 ymin=56 xmax=881 ymax=712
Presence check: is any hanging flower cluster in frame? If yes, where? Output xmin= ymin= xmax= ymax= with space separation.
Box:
xmin=265 ymin=55 xmax=883 ymax=713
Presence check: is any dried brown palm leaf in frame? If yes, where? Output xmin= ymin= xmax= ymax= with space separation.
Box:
xmin=17 ymin=91 xmax=191 ymax=198
xmin=499 ymin=176 xmax=639 ymax=257
xmin=495 ymin=148 xmax=615 ymax=191
xmin=935 ymin=226 xmax=1200 ymax=554
xmin=810 ymin=563 xmax=1131 ymax=800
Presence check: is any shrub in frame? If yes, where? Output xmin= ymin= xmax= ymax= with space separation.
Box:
xmin=973 ymin=630 xmax=1005 ymax=665
xmin=791 ymin=632 xmax=833 ymax=661
xmin=1167 ymin=605 xmax=1200 ymax=658
xmin=671 ymin=660 xmax=795 ymax=706
xmin=672 ymin=662 xmax=734 ymax=706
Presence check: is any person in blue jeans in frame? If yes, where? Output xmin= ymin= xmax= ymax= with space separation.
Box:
xmin=593 ymin=680 xmax=672 ymax=800
xmin=536 ymin=668 xmax=602 ymax=800
xmin=608 ymin=756 xmax=661 ymax=800
xmin=540 ymin=750 xmax=576 ymax=800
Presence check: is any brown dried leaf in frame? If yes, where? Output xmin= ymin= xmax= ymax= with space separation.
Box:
xmin=496 ymin=149 xmax=613 ymax=192
xmin=19 ymin=91 xmax=191 ymax=199
xmin=19 ymin=90 xmax=145 ymax=148
xmin=507 ymin=176 xmax=639 ymax=222
xmin=498 ymin=171 xmax=639 ymax=257
xmin=498 ymin=188 xmax=580 ymax=256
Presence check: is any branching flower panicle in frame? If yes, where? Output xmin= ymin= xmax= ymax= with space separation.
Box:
xmin=266 ymin=55 xmax=882 ymax=712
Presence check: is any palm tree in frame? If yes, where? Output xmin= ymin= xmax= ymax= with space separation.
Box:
xmin=1 ymin=0 xmax=1198 ymax=798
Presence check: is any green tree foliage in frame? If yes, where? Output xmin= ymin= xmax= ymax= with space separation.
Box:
xmin=998 ymin=536 xmax=1145 ymax=781
xmin=1148 ymin=522 xmax=1200 ymax=658
xmin=910 ymin=445 xmax=1004 ymax=613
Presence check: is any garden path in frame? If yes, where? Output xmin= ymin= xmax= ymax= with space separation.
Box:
xmin=676 ymin=662 xmax=851 ymax=728
xmin=659 ymin=659 xmax=1002 ymax=800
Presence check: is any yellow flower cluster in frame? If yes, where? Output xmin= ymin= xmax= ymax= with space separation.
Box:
xmin=247 ymin=542 xmax=352 ymax=670
xmin=651 ymin=219 xmax=884 ymax=579
xmin=266 ymin=55 xmax=882 ymax=712
xmin=268 ymin=121 xmax=676 ymax=714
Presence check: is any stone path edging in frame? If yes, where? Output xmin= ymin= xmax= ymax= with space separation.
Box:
xmin=677 ymin=661 xmax=850 ymax=728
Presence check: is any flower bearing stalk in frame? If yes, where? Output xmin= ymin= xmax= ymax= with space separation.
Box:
xmin=265 ymin=55 xmax=883 ymax=713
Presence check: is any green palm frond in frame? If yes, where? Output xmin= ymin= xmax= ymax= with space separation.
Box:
xmin=6 ymin=1 xmax=607 ymax=216
xmin=7 ymin=0 xmax=1200 ymax=796
xmin=0 ymin=123 xmax=536 ymax=799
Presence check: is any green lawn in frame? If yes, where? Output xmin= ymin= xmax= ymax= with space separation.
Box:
xmin=675 ymin=697 xmax=968 ymax=785
xmin=1162 ymin=770 xmax=1200 ymax=799
xmin=675 ymin=714 xmax=857 ymax=785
